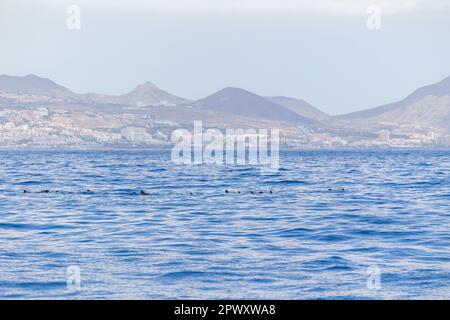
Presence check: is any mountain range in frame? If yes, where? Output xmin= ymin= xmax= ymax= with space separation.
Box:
xmin=338 ymin=76 xmax=450 ymax=133
xmin=1 ymin=74 xmax=450 ymax=133
xmin=186 ymin=87 xmax=318 ymax=126
xmin=79 ymin=81 xmax=190 ymax=107
xmin=0 ymin=74 xmax=74 ymax=98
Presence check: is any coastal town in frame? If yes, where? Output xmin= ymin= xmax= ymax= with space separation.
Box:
xmin=1 ymin=105 xmax=449 ymax=149
xmin=0 ymin=105 xmax=172 ymax=147
xmin=1 ymin=73 xmax=450 ymax=149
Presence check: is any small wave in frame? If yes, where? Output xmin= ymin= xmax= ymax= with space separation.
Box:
xmin=0 ymin=281 xmax=66 ymax=291
xmin=0 ymin=222 xmax=76 ymax=231
xmin=159 ymin=271 xmax=235 ymax=280
xmin=265 ymin=179 xmax=310 ymax=185
xmin=276 ymin=227 xmax=314 ymax=238
xmin=302 ymin=256 xmax=355 ymax=271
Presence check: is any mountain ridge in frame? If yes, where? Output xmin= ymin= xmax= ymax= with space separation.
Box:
xmin=267 ymin=96 xmax=329 ymax=121
xmin=117 ymin=81 xmax=189 ymax=106
xmin=2 ymin=73 xmax=450 ymax=133
xmin=187 ymin=87 xmax=317 ymax=125
xmin=0 ymin=74 xmax=74 ymax=98
xmin=340 ymin=76 xmax=450 ymax=120
xmin=337 ymin=76 xmax=450 ymax=133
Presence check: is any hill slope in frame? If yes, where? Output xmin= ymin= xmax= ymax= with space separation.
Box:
xmin=189 ymin=87 xmax=316 ymax=125
xmin=118 ymin=81 xmax=190 ymax=106
xmin=267 ymin=96 xmax=329 ymax=121
xmin=80 ymin=81 xmax=190 ymax=106
xmin=0 ymin=74 xmax=74 ymax=98
xmin=338 ymin=76 xmax=450 ymax=133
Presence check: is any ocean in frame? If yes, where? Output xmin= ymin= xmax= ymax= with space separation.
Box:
xmin=0 ymin=149 xmax=449 ymax=299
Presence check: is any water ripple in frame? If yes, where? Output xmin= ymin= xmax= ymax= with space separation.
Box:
xmin=0 ymin=149 xmax=450 ymax=299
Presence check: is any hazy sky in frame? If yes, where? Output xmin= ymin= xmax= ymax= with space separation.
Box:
xmin=1 ymin=0 xmax=450 ymax=115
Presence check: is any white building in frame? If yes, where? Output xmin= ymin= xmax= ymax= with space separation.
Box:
xmin=121 ymin=127 xmax=152 ymax=143
xmin=378 ymin=129 xmax=390 ymax=143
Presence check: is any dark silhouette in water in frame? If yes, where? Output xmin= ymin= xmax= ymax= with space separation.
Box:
xmin=23 ymin=188 xmax=271 ymax=196
xmin=22 ymin=188 xmax=274 ymax=196
xmin=328 ymin=188 xmax=346 ymax=192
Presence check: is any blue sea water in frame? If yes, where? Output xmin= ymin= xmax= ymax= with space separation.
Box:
xmin=0 ymin=149 xmax=450 ymax=299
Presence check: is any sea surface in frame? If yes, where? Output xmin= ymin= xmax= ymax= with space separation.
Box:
xmin=0 ymin=149 xmax=449 ymax=299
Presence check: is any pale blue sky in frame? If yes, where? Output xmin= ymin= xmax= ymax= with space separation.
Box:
xmin=1 ymin=0 xmax=450 ymax=115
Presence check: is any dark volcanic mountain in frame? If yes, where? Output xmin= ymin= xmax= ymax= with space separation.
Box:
xmin=188 ymin=87 xmax=316 ymax=125
xmin=338 ymin=76 xmax=450 ymax=133
xmin=0 ymin=74 xmax=74 ymax=98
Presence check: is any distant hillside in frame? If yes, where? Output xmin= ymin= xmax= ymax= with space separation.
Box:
xmin=117 ymin=81 xmax=190 ymax=106
xmin=188 ymin=87 xmax=316 ymax=125
xmin=267 ymin=96 xmax=329 ymax=121
xmin=0 ymin=74 xmax=74 ymax=98
xmin=80 ymin=81 xmax=190 ymax=107
xmin=338 ymin=76 xmax=450 ymax=133
xmin=0 ymin=74 xmax=321 ymax=128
